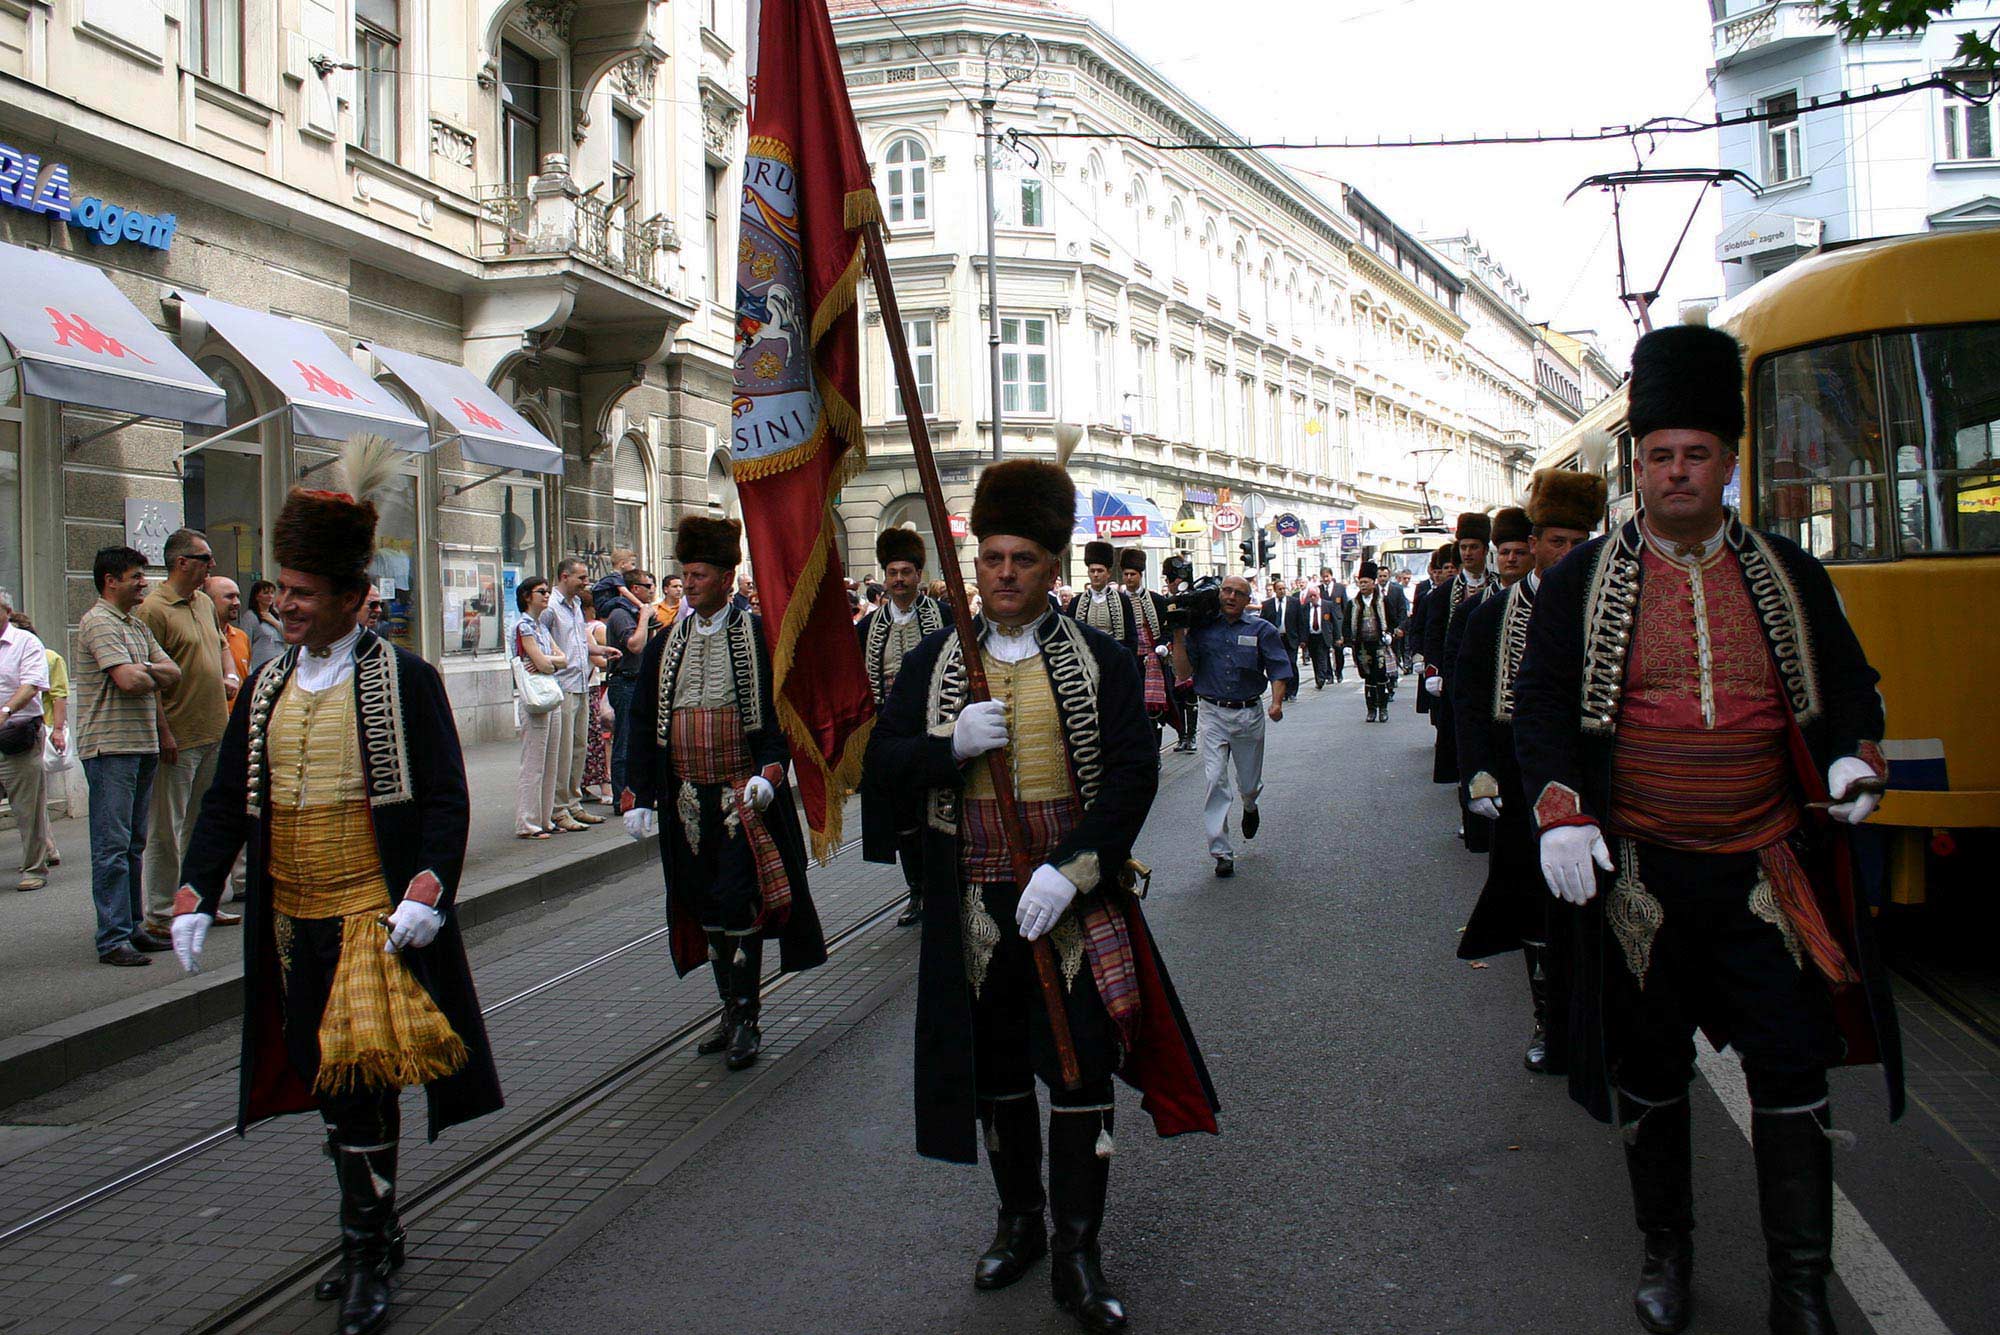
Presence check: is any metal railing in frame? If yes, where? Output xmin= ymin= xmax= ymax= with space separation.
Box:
xmin=477 ymin=183 xmax=678 ymax=290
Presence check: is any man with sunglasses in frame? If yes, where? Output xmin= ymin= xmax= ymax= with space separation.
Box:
xmin=602 ymin=567 xmax=659 ymax=803
xmin=136 ymin=528 xmax=238 ymax=938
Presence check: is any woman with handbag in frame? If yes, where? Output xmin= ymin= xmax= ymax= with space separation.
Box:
xmin=512 ymin=576 xmax=567 ymax=838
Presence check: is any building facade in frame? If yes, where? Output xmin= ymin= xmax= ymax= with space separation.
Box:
xmin=0 ymin=0 xmax=748 ymax=742
xmin=1710 ymin=0 xmax=2000 ymax=296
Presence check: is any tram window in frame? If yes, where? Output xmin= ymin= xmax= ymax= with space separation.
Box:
xmin=1755 ymin=325 xmax=2000 ymax=558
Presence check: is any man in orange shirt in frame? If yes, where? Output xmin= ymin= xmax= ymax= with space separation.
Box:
xmin=206 ymin=576 xmax=251 ymax=704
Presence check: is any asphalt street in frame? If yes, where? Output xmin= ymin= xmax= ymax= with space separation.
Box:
xmin=478 ymin=672 xmax=2000 ymax=1335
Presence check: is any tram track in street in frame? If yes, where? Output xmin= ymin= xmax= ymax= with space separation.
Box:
xmin=0 ymin=837 xmax=858 ymax=1254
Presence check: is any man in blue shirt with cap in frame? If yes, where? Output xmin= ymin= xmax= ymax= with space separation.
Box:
xmin=1173 ymin=574 xmax=1294 ymax=878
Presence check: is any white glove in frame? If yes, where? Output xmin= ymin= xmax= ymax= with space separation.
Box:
xmin=1411 ymin=655 xmax=1424 ymax=673
xmin=1424 ymin=675 xmax=1444 ymax=697
xmin=743 ymin=775 xmax=776 ymax=811
xmin=1016 ymin=863 xmax=1078 ymax=942
xmin=623 ymin=807 xmax=658 ymax=841
xmin=1540 ymin=824 xmax=1614 ymax=906
xmin=384 ymin=899 xmax=444 ymax=953
xmin=1826 ymin=755 xmax=1881 ymax=825
xmin=1154 ymin=643 xmax=1173 ymax=658
xmin=1468 ymin=796 xmax=1502 ymax=820
xmin=171 ymin=911 xmax=212 ymax=975
xmin=951 ymin=700 xmax=1009 ymax=762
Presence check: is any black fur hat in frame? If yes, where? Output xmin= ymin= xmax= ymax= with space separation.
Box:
xmin=970 ymin=460 xmax=1076 ymax=556
xmin=1083 ymin=540 xmax=1116 ymax=569
xmin=675 ymin=515 xmax=742 ymax=570
xmin=1117 ymin=548 xmax=1147 ymax=573
xmin=1490 ymin=506 xmax=1532 ymax=547
xmin=1526 ymin=468 xmax=1608 ymax=533
xmin=875 ymin=525 xmax=926 ymax=571
xmin=1455 ymin=511 xmax=1492 ymax=544
xmin=1358 ymin=559 xmax=1379 ymax=579
xmin=1627 ymin=322 xmax=1745 ymax=444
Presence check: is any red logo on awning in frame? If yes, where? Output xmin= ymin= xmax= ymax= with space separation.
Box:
xmin=1094 ymin=515 xmax=1148 ymax=539
xmin=294 ymin=360 xmax=363 ymax=401
xmin=454 ymin=397 xmax=508 ymax=432
xmin=46 ymin=308 xmax=153 ymax=363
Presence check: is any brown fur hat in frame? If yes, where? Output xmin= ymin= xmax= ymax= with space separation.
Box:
xmin=1455 ymin=511 xmax=1492 ymax=544
xmin=1526 ymin=468 xmax=1608 ymax=534
xmin=1490 ymin=506 xmax=1532 ymax=547
xmin=675 ymin=515 xmax=742 ymax=570
xmin=273 ymin=488 xmax=377 ymax=589
xmin=1083 ymin=540 xmax=1116 ymax=569
xmin=876 ymin=525 xmax=927 ymax=571
xmin=1432 ymin=541 xmax=1459 ymax=568
xmin=970 ymin=460 xmax=1076 ymax=556
xmin=1117 ymin=547 xmax=1147 ymax=573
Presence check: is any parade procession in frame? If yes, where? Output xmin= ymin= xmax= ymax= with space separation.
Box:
xmin=4 ymin=2 xmax=2000 ymax=1334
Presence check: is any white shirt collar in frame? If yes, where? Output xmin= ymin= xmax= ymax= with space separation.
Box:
xmin=1087 ymin=586 xmax=1110 ymax=603
xmin=888 ymin=597 xmax=919 ymax=626
xmin=306 ymin=625 xmax=361 ymax=661
xmin=1641 ymin=513 xmax=1728 ymax=566
xmin=983 ymin=609 xmax=1049 ymax=664
xmin=293 ymin=625 xmax=361 ymax=692
xmin=692 ymin=605 xmax=730 ymax=636
xmin=1527 ymin=570 xmax=1542 ymax=593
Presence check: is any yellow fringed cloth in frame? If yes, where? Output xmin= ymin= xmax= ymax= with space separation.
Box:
xmin=267 ymin=679 xmax=467 ymax=1095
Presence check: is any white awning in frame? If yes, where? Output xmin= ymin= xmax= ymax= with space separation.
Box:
xmin=173 ymin=292 xmax=428 ymax=450
xmin=0 ymin=242 xmax=226 ymax=426
xmin=361 ymin=343 xmax=563 ymax=476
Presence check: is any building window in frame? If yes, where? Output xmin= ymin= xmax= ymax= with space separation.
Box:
xmin=1019 ymin=175 xmax=1046 ymax=227
xmin=1943 ymin=76 xmax=1995 ymax=161
xmin=187 ymin=0 xmax=244 ymax=90
xmin=1761 ymin=90 xmax=1802 ymax=184
xmin=1207 ymin=365 xmax=1226 ymax=444
xmin=613 ymin=432 xmax=652 ymax=567
xmin=1091 ymin=326 xmax=1114 ymax=421
xmin=1266 ymin=385 xmax=1282 ymax=461
xmin=706 ymin=165 xmax=726 ymax=304
xmin=612 ymin=110 xmax=639 ymax=207
xmin=889 ymin=318 xmax=936 ymax=417
xmin=501 ymin=43 xmax=541 ymax=192
xmin=883 ymin=136 xmax=928 ymax=226
xmin=1236 ymin=375 xmax=1254 ymax=451
xmin=1172 ymin=350 xmax=1195 ymax=442
xmin=1130 ymin=337 xmax=1155 ymax=434
xmin=999 ymin=317 xmax=1050 ymax=415
xmin=354 ymin=0 xmax=400 ymax=162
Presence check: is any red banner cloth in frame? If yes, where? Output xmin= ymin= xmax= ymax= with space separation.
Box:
xmin=730 ymin=0 xmax=880 ymax=859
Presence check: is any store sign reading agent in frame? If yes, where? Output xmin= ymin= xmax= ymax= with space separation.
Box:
xmin=0 ymin=141 xmax=178 ymax=251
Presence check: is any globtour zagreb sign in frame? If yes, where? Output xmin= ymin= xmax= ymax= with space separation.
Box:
xmin=0 ymin=141 xmax=178 ymax=251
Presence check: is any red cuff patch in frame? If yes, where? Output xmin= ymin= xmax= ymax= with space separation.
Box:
xmin=1855 ymin=740 xmax=1887 ymax=780
xmin=171 ymin=886 xmax=199 ymax=917
xmin=1533 ymin=782 xmax=1587 ymax=831
xmin=403 ymin=872 xmax=443 ymax=908
xmin=761 ymin=763 xmax=785 ymax=786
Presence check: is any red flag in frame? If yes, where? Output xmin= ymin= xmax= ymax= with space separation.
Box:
xmin=730 ymin=0 xmax=878 ymax=860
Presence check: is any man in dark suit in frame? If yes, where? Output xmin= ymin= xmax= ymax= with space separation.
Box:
xmin=1310 ymin=566 xmax=1349 ymax=683
xmin=1299 ymin=584 xmax=1340 ymax=690
xmin=1384 ymin=571 xmax=1412 ymax=676
xmin=1258 ymin=577 xmax=1307 ymax=680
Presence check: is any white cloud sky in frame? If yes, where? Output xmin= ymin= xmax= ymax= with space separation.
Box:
xmin=1065 ymin=0 xmax=1728 ymax=365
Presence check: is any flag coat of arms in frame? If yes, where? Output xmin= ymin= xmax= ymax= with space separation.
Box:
xmin=731 ymin=0 xmax=879 ymax=858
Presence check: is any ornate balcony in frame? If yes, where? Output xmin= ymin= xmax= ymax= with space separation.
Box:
xmin=1713 ymin=2 xmax=1836 ymax=69
xmin=477 ymin=155 xmax=680 ymax=291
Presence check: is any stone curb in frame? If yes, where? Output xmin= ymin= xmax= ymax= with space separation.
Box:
xmin=0 ymin=834 xmax=658 ymax=1113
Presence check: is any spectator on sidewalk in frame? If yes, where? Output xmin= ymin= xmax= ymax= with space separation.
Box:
xmin=540 ymin=558 xmax=600 ymax=831
xmin=136 ymin=528 xmax=238 ymax=937
xmin=0 ymin=588 xmax=53 ymax=892
xmin=581 ymin=591 xmax=612 ymax=804
xmin=5 ymin=607 xmax=69 ymax=871
xmin=206 ymin=575 xmax=250 ymax=706
xmin=657 ymin=573 xmax=683 ymax=627
xmin=590 ymin=548 xmax=640 ymax=625
xmin=76 ymin=546 xmax=183 ymax=964
xmin=600 ymin=568 xmax=657 ymax=803
xmin=243 ymin=579 xmax=285 ymax=673
xmin=513 ymin=576 xmax=566 ymax=838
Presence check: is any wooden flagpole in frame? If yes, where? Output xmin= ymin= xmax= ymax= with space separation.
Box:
xmin=861 ymin=219 xmax=1082 ymax=1090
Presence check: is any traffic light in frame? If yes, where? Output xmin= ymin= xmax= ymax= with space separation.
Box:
xmin=1238 ymin=536 xmax=1255 ymax=567
xmin=1257 ymin=530 xmax=1275 ymax=567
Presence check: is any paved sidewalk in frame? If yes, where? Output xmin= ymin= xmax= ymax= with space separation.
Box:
xmin=0 ymin=732 xmax=863 ymax=1109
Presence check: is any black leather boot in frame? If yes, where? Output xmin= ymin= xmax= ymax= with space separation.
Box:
xmin=1522 ymin=944 xmax=1563 ymax=1075
xmin=974 ymin=1095 xmax=1048 ymax=1290
xmin=725 ymin=935 xmax=763 ymax=1071
xmin=698 ymin=932 xmax=734 ymax=1056
xmin=1621 ymin=1092 xmax=1694 ymax=1334
xmin=1755 ymin=1104 xmax=1838 ymax=1335
xmin=1048 ymin=1107 xmax=1126 ymax=1332
xmin=315 ymin=1135 xmax=407 ymax=1300
xmin=332 ymin=1138 xmax=398 ymax=1335
xmin=896 ymin=888 xmax=922 ymax=928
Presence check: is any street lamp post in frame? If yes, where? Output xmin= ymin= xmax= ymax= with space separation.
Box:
xmin=980 ymin=31 xmax=1040 ymax=462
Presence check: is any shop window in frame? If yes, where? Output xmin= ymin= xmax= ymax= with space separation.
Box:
xmin=888 ymin=318 xmax=936 ymax=418
xmin=183 ymin=358 xmax=263 ymax=593
xmin=187 ymin=0 xmax=244 ymax=90
xmin=1942 ymin=75 xmax=1995 ymax=161
xmin=882 ymin=136 xmax=928 ymax=226
xmin=501 ymin=42 xmax=541 ymax=192
xmin=613 ymin=431 xmax=652 ymax=565
xmin=355 ymin=0 xmax=401 ymax=163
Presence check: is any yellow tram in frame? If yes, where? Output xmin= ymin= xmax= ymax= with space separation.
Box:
xmin=1550 ymin=229 xmax=2000 ymax=904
